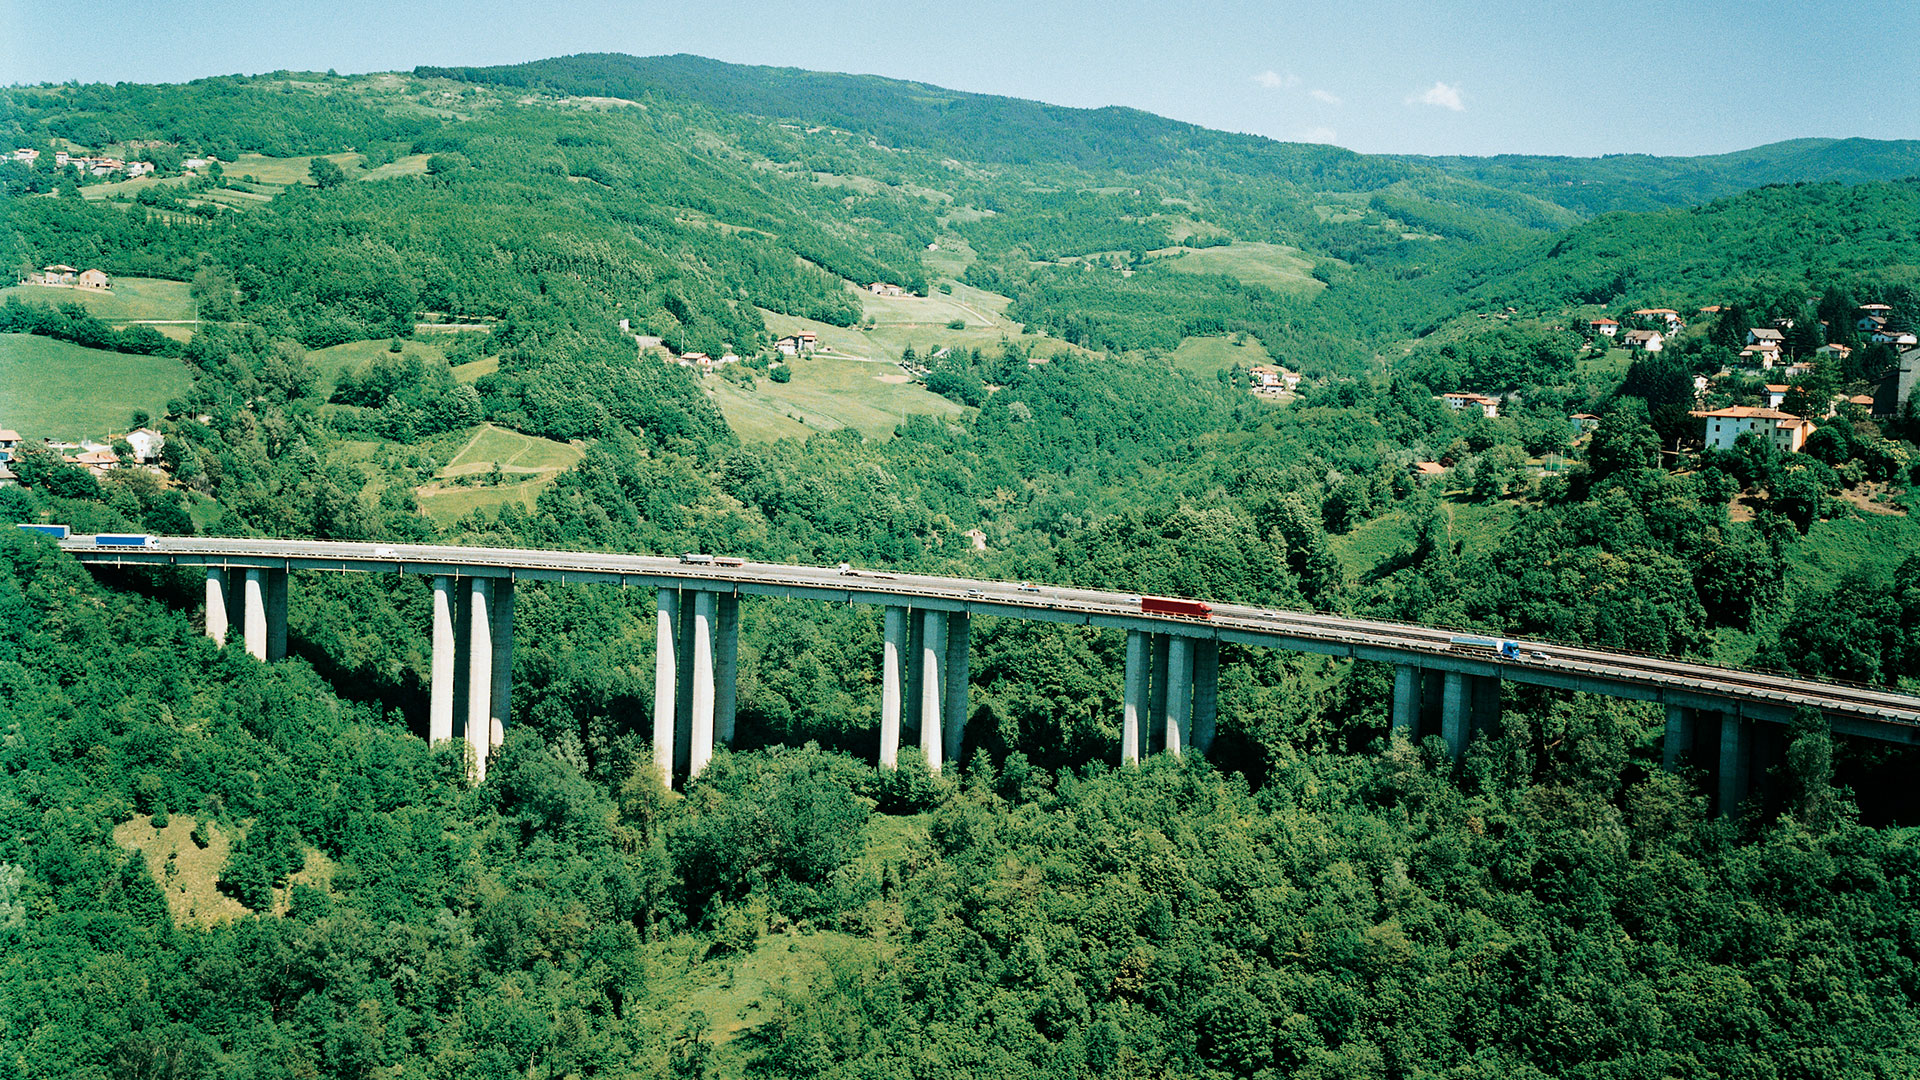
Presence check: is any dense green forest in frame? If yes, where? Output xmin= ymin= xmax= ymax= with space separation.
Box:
xmin=4 ymin=56 xmax=1920 ymax=1075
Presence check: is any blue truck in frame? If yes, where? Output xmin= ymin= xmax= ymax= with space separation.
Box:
xmin=14 ymin=523 xmax=72 ymax=539
xmin=93 ymin=533 xmax=158 ymax=548
xmin=1450 ymin=635 xmax=1523 ymax=661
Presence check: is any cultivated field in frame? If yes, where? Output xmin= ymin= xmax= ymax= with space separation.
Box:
xmin=0 ymin=275 xmax=197 ymax=323
xmin=705 ymin=356 xmax=967 ymax=442
xmin=413 ymin=423 xmax=584 ymax=522
xmin=0 ymin=334 xmax=196 ymax=439
xmin=1152 ymin=242 xmax=1326 ymax=294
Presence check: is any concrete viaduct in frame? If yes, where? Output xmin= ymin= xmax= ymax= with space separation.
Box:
xmin=61 ymin=536 xmax=1920 ymax=812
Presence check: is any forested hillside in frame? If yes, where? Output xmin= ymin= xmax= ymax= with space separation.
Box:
xmin=4 ymin=55 xmax=1920 ymax=1076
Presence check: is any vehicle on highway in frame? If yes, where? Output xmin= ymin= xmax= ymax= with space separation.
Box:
xmin=713 ymin=556 xmax=746 ymax=567
xmin=1142 ymin=595 xmax=1212 ymax=620
xmin=14 ymin=523 xmax=71 ymax=539
xmin=679 ymin=552 xmax=715 ymax=565
xmin=836 ymin=563 xmax=853 ymax=575
xmin=964 ymin=590 xmax=985 ymax=599
xmin=372 ymin=546 xmax=397 ymax=558
xmin=1017 ymin=581 xmax=1041 ymax=592
xmin=1450 ymin=635 xmax=1522 ymax=660
xmin=95 ymin=533 xmax=158 ymax=549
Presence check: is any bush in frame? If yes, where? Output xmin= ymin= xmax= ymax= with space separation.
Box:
xmin=769 ymin=364 xmax=792 ymax=383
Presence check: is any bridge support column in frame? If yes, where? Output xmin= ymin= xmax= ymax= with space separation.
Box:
xmin=688 ymin=591 xmax=717 ymax=782
xmin=1148 ymin=634 xmax=1170 ymax=750
xmin=466 ymin=578 xmax=494 ymax=780
xmin=905 ymin=613 xmax=925 ymax=745
xmin=1440 ymin=671 xmax=1468 ymax=760
xmin=265 ymin=570 xmax=288 ymax=662
xmin=431 ymin=575 xmax=456 ymax=747
xmin=1122 ymin=630 xmax=1148 ymax=764
xmin=715 ymin=593 xmax=739 ymax=746
xmin=1469 ymin=675 xmax=1501 ymax=741
xmin=1718 ymin=712 xmax=1750 ymax=818
xmin=242 ymin=568 xmax=268 ymax=661
xmin=1392 ymin=664 xmax=1420 ymax=738
xmin=488 ymin=579 xmax=514 ymax=758
xmin=944 ymin=611 xmax=970 ymax=768
xmin=674 ymin=592 xmax=696 ymax=780
xmin=880 ymin=606 xmax=908 ymax=769
xmin=1663 ymin=704 xmax=1694 ymax=772
xmin=1165 ymin=636 xmax=1193 ymax=758
xmin=1191 ymin=639 xmax=1219 ymax=755
xmin=205 ymin=568 xmax=229 ymax=645
xmin=920 ymin=609 xmax=947 ymax=773
xmin=653 ymin=588 xmax=679 ymax=786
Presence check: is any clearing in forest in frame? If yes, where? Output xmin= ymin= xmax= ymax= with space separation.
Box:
xmin=705 ymin=356 xmax=966 ymax=442
xmin=413 ymin=422 xmax=584 ymax=522
xmin=1168 ymin=334 xmax=1275 ymax=378
xmin=0 ymin=334 xmax=195 ymax=440
xmin=1153 ymin=241 xmax=1326 ymax=294
xmin=114 ymin=815 xmax=333 ymax=927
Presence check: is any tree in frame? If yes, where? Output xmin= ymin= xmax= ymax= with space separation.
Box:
xmin=1585 ymin=401 xmax=1661 ymax=480
xmin=308 ymin=156 xmax=346 ymax=189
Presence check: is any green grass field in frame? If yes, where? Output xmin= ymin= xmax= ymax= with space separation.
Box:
xmin=306 ymin=337 xmax=451 ymax=396
xmin=0 ymin=334 xmax=196 ymax=439
xmin=1168 ymin=334 xmax=1273 ymax=377
xmin=705 ymin=357 xmax=967 ymax=442
xmin=1 ymin=276 xmax=196 ymax=323
xmin=413 ymin=423 xmax=584 ymax=522
xmin=1153 ymin=242 xmax=1326 ymax=294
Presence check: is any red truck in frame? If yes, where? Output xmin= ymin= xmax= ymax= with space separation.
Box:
xmin=1141 ymin=595 xmax=1212 ymax=620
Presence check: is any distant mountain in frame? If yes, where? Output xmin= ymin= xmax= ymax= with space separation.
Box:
xmin=1399 ymin=138 xmax=1920 ymax=216
xmin=421 ymin=55 xmax=1920 ymax=221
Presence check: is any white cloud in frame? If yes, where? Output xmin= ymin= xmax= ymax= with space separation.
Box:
xmin=1252 ymin=70 xmax=1300 ymax=90
xmin=1310 ymin=89 xmax=1342 ymax=106
xmin=1408 ymin=81 xmax=1466 ymax=111
xmin=1297 ymin=126 xmax=1339 ymax=144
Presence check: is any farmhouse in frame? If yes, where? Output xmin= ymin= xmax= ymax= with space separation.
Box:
xmin=1696 ymin=406 xmax=1816 ymax=453
xmin=1740 ymin=342 xmax=1781 ymax=369
xmin=867 ymin=282 xmax=905 ymax=297
xmin=1814 ymin=342 xmax=1852 ymax=363
xmin=76 ymin=269 xmax=110 ymax=291
xmin=1440 ymin=392 xmax=1500 ymax=418
xmin=1745 ymin=327 xmax=1784 ymax=347
xmin=125 ymin=428 xmax=165 ymax=464
xmin=1631 ymin=308 xmax=1684 ymax=330
xmin=1622 ymin=329 xmax=1664 ymax=352
xmin=1588 ymin=317 xmax=1619 ymax=337
xmin=774 ymin=331 xmax=819 ymax=357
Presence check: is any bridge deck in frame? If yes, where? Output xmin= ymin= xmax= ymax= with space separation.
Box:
xmin=58 ymin=535 xmax=1920 ymax=741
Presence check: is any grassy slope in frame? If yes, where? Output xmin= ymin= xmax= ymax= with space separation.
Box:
xmin=1152 ymin=242 xmax=1326 ymax=294
xmin=414 ymin=423 xmax=584 ymax=522
xmin=306 ymin=337 xmax=451 ymax=396
xmin=0 ymin=276 xmax=196 ymax=323
xmin=1168 ymin=335 xmax=1273 ymax=378
xmin=705 ymin=356 xmax=966 ymax=442
xmin=113 ymin=816 xmax=334 ymax=927
xmin=0 ymin=334 xmax=196 ymax=440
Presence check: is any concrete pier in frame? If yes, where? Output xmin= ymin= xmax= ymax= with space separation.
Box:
xmin=1165 ymin=635 xmax=1192 ymax=757
xmin=1392 ymin=664 xmax=1419 ymax=737
xmin=1191 ymin=639 xmax=1219 ymax=754
xmin=715 ymin=593 xmax=739 ymax=745
xmin=205 ymin=568 xmax=229 ymax=644
xmin=1663 ymin=704 xmax=1693 ymax=771
xmin=1469 ymin=674 xmax=1501 ymax=740
xmin=242 ymin=568 xmax=267 ymax=661
xmin=1718 ymin=712 xmax=1750 ymax=818
xmin=689 ymin=591 xmax=717 ymax=781
xmin=488 ymin=579 xmax=514 ymax=753
xmin=920 ymin=608 xmax=946 ymax=773
xmin=653 ymin=588 xmax=678 ymax=785
xmin=431 ymin=576 xmax=456 ymax=746
xmin=673 ymin=594 xmax=696 ymax=779
xmin=880 ymin=606 xmax=907 ymax=769
xmin=1122 ymin=630 xmax=1147 ymax=764
xmin=264 ymin=570 xmax=288 ymax=661
xmin=1149 ymin=633 xmax=1170 ymax=750
xmin=466 ymin=578 xmax=494 ymax=779
xmin=944 ymin=611 xmax=970 ymax=767
xmin=1440 ymin=671 xmax=1467 ymax=759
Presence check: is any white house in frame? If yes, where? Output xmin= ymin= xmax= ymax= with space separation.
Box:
xmin=1697 ymin=406 xmax=1815 ymax=453
xmin=1623 ymin=329 xmax=1664 ymax=352
xmin=1589 ymin=317 xmax=1619 ymax=337
xmin=125 ymin=428 xmax=165 ymax=464
xmin=1440 ymin=392 xmax=1500 ymax=418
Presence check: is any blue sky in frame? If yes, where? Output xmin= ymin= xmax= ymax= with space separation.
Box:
xmin=6 ymin=0 xmax=1917 ymax=157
